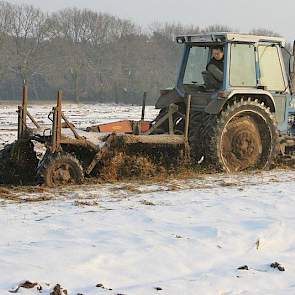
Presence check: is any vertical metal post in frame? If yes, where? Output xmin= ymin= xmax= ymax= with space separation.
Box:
xmin=51 ymin=106 xmax=57 ymax=149
xmin=51 ymin=91 xmax=63 ymax=152
xmin=18 ymin=81 xmax=28 ymax=140
xmin=56 ymin=91 xmax=62 ymax=147
xmin=141 ymin=92 xmax=147 ymax=121
xmin=138 ymin=92 xmax=147 ymax=134
xmin=184 ymin=95 xmax=192 ymax=162
xmin=17 ymin=106 xmax=23 ymax=140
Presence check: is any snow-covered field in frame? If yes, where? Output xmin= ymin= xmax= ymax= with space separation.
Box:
xmin=1 ymin=102 xmax=295 ymax=294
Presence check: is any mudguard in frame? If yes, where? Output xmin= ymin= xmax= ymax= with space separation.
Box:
xmin=205 ymin=89 xmax=276 ymax=114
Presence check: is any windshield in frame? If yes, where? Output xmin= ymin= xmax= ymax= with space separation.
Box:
xmin=183 ymin=46 xmax=210 ymax=85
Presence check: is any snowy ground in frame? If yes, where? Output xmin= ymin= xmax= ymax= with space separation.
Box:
xmin=1 ymin=102 xmax=295 ymax=294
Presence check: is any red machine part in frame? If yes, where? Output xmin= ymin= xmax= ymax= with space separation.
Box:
xmin=88 ymin=120 xmax=151 ymax=133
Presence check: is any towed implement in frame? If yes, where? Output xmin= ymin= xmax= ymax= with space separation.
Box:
xmin=0 ymin=86 xmax=192 ymax=187
xmin=1 ymin=32 xmax=295 ymax=187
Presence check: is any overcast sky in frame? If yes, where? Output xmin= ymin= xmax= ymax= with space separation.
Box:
xmin=6 ymin=0 xmax=295 ymax=41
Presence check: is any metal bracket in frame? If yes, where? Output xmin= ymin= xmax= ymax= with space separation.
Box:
xmin=86 ymin=134 xmax=116 ymax=175
xmin=144 ymin=104 xmax=179 ymax=135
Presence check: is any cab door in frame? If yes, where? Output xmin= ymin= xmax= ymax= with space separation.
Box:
xmin=258 ymin=44 xmax=289 ymax=132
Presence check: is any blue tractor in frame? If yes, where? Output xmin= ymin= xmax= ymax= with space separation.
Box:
xmin=155 ymin=32 xmax=295 ymax=172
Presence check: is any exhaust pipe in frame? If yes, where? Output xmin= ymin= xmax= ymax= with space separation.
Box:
xmin=291 ymin=41 xmax=295 ymax=94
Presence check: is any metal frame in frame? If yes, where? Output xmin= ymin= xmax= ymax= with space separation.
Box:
xmin=16 ymin=83 xmax=193 ymax=177
xmin=17 ymin=82 xmax=41 ymax=140
xmin=144 ymin=103 xmax=179 ymax=135
xmin=50 ymin=91 xmax=82 ymax=152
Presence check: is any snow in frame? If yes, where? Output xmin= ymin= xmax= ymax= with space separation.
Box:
xmin=1 ymin=102 xmax=295 ymax=294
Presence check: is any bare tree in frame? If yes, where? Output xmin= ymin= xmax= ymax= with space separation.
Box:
xmin=0 ymin=1 xmax=12 ymax=39
xmin=5 ymin=3 xmax=51 ymax=83
xmin=249 ymin=28 xmax=281 ymax=37
xmin=202 ymin=24 xmax=233 ymax=33
xmin=150 ymin=22 xmax=200 ymax=41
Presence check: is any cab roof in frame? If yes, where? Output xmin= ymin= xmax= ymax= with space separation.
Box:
xmin=176 ymin=32 xmax=286 ymax=47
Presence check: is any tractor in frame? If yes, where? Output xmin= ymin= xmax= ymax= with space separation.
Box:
xmin=157 ymin=33 xmax=295 ymax=172
xmin=1 ymin=32 xmax=295 ymax=187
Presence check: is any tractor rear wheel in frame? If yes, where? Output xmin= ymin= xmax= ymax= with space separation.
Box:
xmin=37 ymin=152 xmax=84 ymax=187
xmin=191 ymin=98 xmax=279 ymax=172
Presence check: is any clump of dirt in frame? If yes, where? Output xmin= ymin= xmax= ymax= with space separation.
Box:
xmin=0 ymin=141 xmax=39 ymax=185
xmin=0 ymin=187 xmax=12 ymax=195
xmin=100 ymin=152 xmax=157 ymax=181
xmin=275 ymin=157 xmax=295 ymax=170
xmin=50 ymin=284 xmax=68 ymax=295
xmin=110 ymin=184 xmax=142 ymax=193
xmin=74 ymin=200 xmax=99 ymax=206
xmin=0 ymin=185 xmax=52 ymax=203
xmin=140 ymin=199 xmax=155 ymax=206
xmin=9 ymin=280 xmax=42 ymax=293
xmin=0 ymin=187 xmax=21 ymax=202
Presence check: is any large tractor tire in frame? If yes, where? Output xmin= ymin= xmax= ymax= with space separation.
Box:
xmin=37 ymin=152 xmax=84 ymax=187
xmin=190 ymin=98 xmax=279 ymax=172
xmin=0 ymin=141 xmax=38 ymax=184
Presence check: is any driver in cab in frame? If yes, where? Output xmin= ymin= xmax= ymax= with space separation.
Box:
xmin=203 ymin=46 xmax=224 ymax=90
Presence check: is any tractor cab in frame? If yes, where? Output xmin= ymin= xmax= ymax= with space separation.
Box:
xmin=157 ymin=32 xmax=295 ymax=135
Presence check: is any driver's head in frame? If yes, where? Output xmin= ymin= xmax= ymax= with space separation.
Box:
xmin=212 ymin=46 xmax=224 ymax=61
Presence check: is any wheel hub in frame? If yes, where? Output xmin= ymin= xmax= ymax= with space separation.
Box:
xmin=221 ymin=116 xmax=262 ymax=171
xmin=232 ymin=131 xmax=257 ymax=160
xmin=52 ymin=164 xmax=73 ymax=185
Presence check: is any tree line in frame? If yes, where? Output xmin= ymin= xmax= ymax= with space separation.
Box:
xmin=0 ymin=1 xmax=282 ymax=104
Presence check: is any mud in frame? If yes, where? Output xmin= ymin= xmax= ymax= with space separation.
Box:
xmin=0 ymin=141 xmax=39 ymax=185
xmin=99 ymin=152 xmax=158 ymax=181
xmin=0 ymin=185 xmax=52 ymax=203
xmin=0 ymin=137 xmax=294 ymax=189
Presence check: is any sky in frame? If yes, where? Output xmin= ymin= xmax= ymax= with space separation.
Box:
xmin=6 ymin=0 xmax=295 ymax=41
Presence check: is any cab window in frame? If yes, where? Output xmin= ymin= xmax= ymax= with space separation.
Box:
xmin=230 ymin=43 xmax=257 ymax=87
xmin=258 ymin=45 xmax=285 ymax=92
xmin=183 ymin=46 xmax=209 ymax=85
